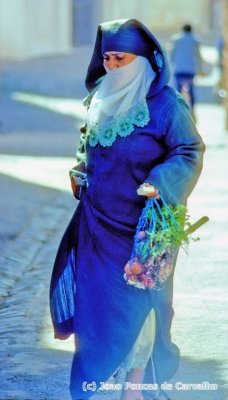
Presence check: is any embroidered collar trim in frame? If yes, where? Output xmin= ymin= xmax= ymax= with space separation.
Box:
xmin=87 ymin=99 xmax=150 ymax=148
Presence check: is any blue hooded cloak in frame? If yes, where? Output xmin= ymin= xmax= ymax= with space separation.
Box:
xmin=49 ymin=19 xmax=205 ymax=400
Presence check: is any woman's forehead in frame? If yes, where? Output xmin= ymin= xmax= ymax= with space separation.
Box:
xmin=103 ymin=51 xmax=136 ymax=56
xmin=104 ymin=51 xmax=124 ymax=55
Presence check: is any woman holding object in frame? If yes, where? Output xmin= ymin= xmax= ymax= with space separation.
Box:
xmin=50 ymin=18 xmax=205 ymax=400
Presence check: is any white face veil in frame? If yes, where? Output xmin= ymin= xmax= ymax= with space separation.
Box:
xmin=86 ymin=56 xmax=156 ymax=147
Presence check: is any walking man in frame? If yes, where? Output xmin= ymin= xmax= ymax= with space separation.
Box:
xmin=170 ymin=24 xmax=203 ymax=116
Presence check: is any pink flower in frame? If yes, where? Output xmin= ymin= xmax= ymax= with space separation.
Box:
xmin=141 ymin=274 xmax=155 ymax=288
xmin=137 ymin=231 xmax=147 ymax=240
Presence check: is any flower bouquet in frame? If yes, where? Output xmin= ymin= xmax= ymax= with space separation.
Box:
xmin=124 ymin=196 xmax=208 ymax=290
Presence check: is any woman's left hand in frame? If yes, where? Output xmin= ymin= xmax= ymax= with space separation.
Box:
xmin=137 ymin=183 xmax=160 ymax=199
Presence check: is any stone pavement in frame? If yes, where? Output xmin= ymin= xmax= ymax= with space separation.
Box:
xmin=0 ymin=192 xmax=75 ymax=400
xmin=0 ymin=47 xmax=92 ymax=99
xmin=168 ymin=104 xmax=228 ymax=400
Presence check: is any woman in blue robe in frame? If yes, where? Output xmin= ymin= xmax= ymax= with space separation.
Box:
xmin=49 ymin=19 xmax=205 ymax=400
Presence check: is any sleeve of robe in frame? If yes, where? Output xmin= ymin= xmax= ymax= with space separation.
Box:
xmin=72 ymin=129 xmax=87 ymax=173
xmin=145 ymin=97 xmax=205 ymax=206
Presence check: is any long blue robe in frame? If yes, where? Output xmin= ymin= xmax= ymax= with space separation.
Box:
xmin=50 ymin=82 xmax=205 ymax=399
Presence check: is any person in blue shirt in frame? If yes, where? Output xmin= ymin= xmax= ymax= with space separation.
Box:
xmin=50 ymin=19 xmax=205 ymax=400
xmin=170 ymin=24 xmax=203 ymax=114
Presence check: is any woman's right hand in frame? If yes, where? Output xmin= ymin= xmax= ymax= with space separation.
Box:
xmin=54 ymin=332 xmax=72 ymax=340
xmin=70 ymin=176 xmax=79 ymax=198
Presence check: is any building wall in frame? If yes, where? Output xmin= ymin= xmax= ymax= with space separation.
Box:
xmin=0 ymin=0 xmax=72 ymax=60
xmin=72 ymin=0 xmax=101 ymax=46
xmin=0 ymin=0 xmax=222 ymax=60
xmin=100 ymin=0 xmax=218 ymax=36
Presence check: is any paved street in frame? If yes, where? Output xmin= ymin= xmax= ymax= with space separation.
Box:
xmin=0 ymin=48 xmax=228 ymax=400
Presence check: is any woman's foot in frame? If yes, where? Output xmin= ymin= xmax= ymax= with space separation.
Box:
xmin=153 ymin=388 xmax=171 ymax=399
xmin=120 ymin=368 xmax=145 ymax=400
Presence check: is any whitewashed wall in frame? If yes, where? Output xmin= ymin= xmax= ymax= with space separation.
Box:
xmin=100 ymin=0 xmax=214 ymax=35
xmin=0 ymin=0 xmax=220 ymax=60
xmin=0 ymin=0 xmax=72 ymax=60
